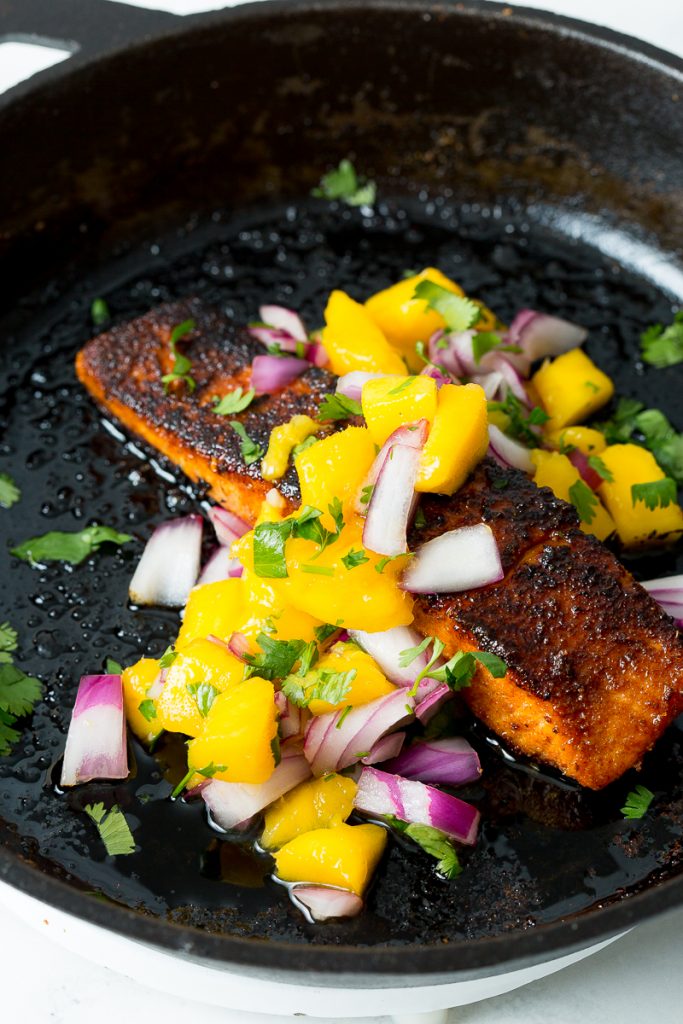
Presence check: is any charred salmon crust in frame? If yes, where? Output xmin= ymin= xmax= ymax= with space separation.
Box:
xmin=77 ymin=300 xmax=683 ymax=789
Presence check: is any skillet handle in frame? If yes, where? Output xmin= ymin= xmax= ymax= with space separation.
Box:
xmin=0 ymin=0 xmax=179 ymax=59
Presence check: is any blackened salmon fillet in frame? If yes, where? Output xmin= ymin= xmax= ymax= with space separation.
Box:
xmin=77 ymin=299 xmax=683 ymax=789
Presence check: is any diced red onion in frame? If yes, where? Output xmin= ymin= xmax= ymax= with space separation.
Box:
xmin=427 ymin=330 xmax=466 ymax=378
xmin=259 ymin=304 xmax=308 ymax=343
xmin=383 ymin=737 xmax=481 ymax=786
xmin=208 ymin=506 xmax=249 ymax=545
xmin=420 ymin=364 xmax=451 ymax=387
xmin=128 ymin=515 xmax=203 ymax=608
xmin=355 ymin=421 xmax=429 ymax=516
xmin=640 ymin=575 xmax=683 ymax=626
xmin=251 ymin=354 xmax=308 ymax=395
xmin=202 ymin=746 xmax=310 ymax=830
xmin=303 ymin=689 xmax=414 ymax=777
xmin=488 ymin=424 xmax=534 ymax=474
xmin=349 ymin=625 xmax=431 ymax=688
xmin=354 ymin=767 xmax=480 ymax=845
xmin=414 ymin=683 xmax=453 ymax=724
xmin=470 ymin=371 xmax=504 ymax=401
xmin=508 ymin=309 xmax=587 ymax=362
xmin=363 ymin=443 xmax=423 ymax=557
xmin=361 ymin=731 xmax=406 ymax=765
xmin=487 ymin=353 xmax=531 ymax=405
xmin=228 ymin=631 xmax=252 ymax=661
xmin=60 ymin=675 xmax=128 ymax=787
xmin=292 ymin=885 xmax=363 ymax=922
xmin=197 ymin=546 xmax=241 ymax=586
xmin=567 ymin=449 xmax=603 ymax=491
xmin=308 ymin=341 xmax=329 ymax=368
xmin=146 ymin=669 xmax=167 ymax=700
xmin=248 ymin=325 xmax=305 ymax=354
xmin=336 ymin=371 xmax=386 ymax=402
xmin=275 ymin=690 xmax=308 ymax=741
xmin=402 ymin=524 xmax=503 ymax=594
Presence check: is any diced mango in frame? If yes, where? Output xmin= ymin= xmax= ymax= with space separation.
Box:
xmin=122 ymin=657 xmax=163 ymax=746
xmin=361 ymin=375 xmax=437 ymax=447
xmin=261 ymin=415 xmax=319 ymax=482
xmin=285 ymin=519 xmax=414 ymax=631
xmin=177 ymin=578 xmax=245 ymax=649
xmin=306 ymin=641 xmax=396 ymax=715
xmin=295 ymin=426 xmax=377 ymax=530
xmin=364 ymin=268 xmax=465 ymax=370
xmin=415 ymin=383 xmax=489 ymax=495
xmin=321 ymin=290 xmax=406 ymax=376
xmin=240 ymin=572 xmax=323 ymax=643
xmin=598 ymin=444 xmax=683 ymax=547
xmin=156 ymin=638 xmax=245 ymax=737
xmin=532 ymin=349 xmax=614 ymax=430
xmin=261 ymin=775 xmax=358 ymax=849
xmin=531 ymin=449 xmax=616 ymax=542
xmin=274 ymin=822 xmax=387 ymax=895
xmin=187 ymin=676 xmax=278 ymax=784
xmin=545 ymin=425 xmax=607 ymax=455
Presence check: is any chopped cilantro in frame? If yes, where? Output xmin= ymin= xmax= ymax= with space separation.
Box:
xmin=229 ymin=421 xmax=264 ymax=466
xmin=0 ymin=473 xmax=20 ymax=510
xmin=584 ymin=380 xmax=600 ymax=394
xmin=311 ymin=159 xmax=376 ymax=207
xmin=487 ymin=392 xmax=548 ymax=446
xmin=253 ymin=519 xmax=294 ymax=579
xmin=170 ymin=761 xmax=228 ymax=799
xmin=158 ymin=646 xmax=178 ymax=669
xmin=314 ymin=622 xmax=342 ymax=644
xmin=11 ymin=525 xmax=132 ymax=567
xmin=0 ymin=623 xmax=18 ymax=664
xmin=336 ymin=705 xmax=353 ymax=729
xmin=301 ymin=564 xmax=335 ymax=576
xmin=414 ymin=506 xmax=427 ymax=528
xmin=161 ymin=318 xmax=197 ymax=393
xmin=84 ymin=803 xmax=136 ymax=856
xmin=0 ymin=627 xmax=44 ymax=756
xmin=244 ymin=633 xmax=307 ymax=682
xmin=359 ymin=484 xmax=374 ymax=506
xmin=387 ymin=376 xmax=416 ymax=396
xmin=213 ymin=387 xmax=255 ymax=416
xmin=317 ymin=393 xmax=363 ymax=422
xmin=105 ymin=658 xmax=123 ymax=675
xmin=0 ymin=710 xmax=20 ymax=757
xmin=398 ymin=636 xmax=433 ymax=669
xmin=640 ymin=311 xmax=683 ymax=368
xmin=597 ymin=400 xmax=683 ymax=484
xmin=408 ymin=645 xmax=507 ymax=696
xmin=412 ymin=281 xmax=480 ymax=334
xmin=385 ymin=816 xmax=461 ymax=879
xmin=631 ymin=478 xmax=677 ymax=510
xmin=282 ymin=668 xmax=356 ymax=709
xmin=375 ymin=553 xmax=406 ymax=574
xmin=292 ymin=434 xmax=319 ymax=460
xmin=138 ymin=699 xmax=157 ymax=722
xmin=342 ymin=548 xmax=370 ymax=570
xmin=471 ymin=331 xmax=521 ymax=365
xmin=91 ymin=298 xmax=110 ymax=326
xmin=186 ymin=682 xmax=220 ymax=717
xmin=621 ymin=784 xmax=654 ymax=820
xmin=587 ymin=455 xmax=614 ymax=482
xmin=568 ymin=479 xmax=599 ymax=525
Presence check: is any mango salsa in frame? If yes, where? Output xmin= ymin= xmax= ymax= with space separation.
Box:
xmin=306 ymin=641 xmax=395 ymax=715
xmin=530 ymin=449 xmax=616 ymax=542
xmin=177 ymin=578 xmax=245 ymax=649
xmin=295 ymin=426 xmax=377 ymax=529
xmin=545 ymin=425 xmax=607 ymax=455
xmin=415 ymin=383 xmax=488 ymax=495
xmin=156 ymin=638 xmax=245 ymax=737
xmin=361 ymin=374 xmax=437 ymax=447
xmin=262 ymin=775 xmax=358 ymax=849
xmin=261 ymin=415 xmax=319 ymax=482
xmin=122 ymin=657 xmax=164 ymax=746
xmin=598 ymin=444 xmax=683 ymax=547
xmin=532 ymin=349 xmax=614 ymax=430
xmin=187 ymin=676 xmax=278 ymax=784
xmin=274 ymin=822 xmax=387 ymax=895
xmin=321 ymin=290 xmax=406 ymax=376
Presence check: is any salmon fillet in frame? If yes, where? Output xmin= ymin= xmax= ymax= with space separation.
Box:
xmin=77 ymin=299 xmax=683 ymax=789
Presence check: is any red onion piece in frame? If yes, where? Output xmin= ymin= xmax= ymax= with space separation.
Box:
xmin=228 ymin=631 xmax=252 ymax=662
xmin=146 ymin=669 xmax=167 ymax=700
xmin=363 ymin=442 xmax=423 ymax=557
xmin=275 ymin=691 xmax=309 ymax=741
xmin=208 ymin=505 xmax=249 ymax=544
xmin=128 ymin=515 xmax=203 ymax=608
xmin=248 ymin=325 xmax=305 ymax=354
xmin=60 ymin=675 xmax=128 ymax=787
xmin=428 ymin=330 xmax=465 ymax=378
xmin=197 ymin=546 xmax=241 ymax=586
xmin=361 ymin=731 xmax=406 ymax=765
xmin=303 ymin=689 xmax=414 ymax=777
xmin=641 ymin=576 xmax=683 ymax=626
xmin=383 ymin=737 xmax=481 ymax=786
xmin=420 ymin=364 xmax=451 ymax=387
xmin=508 ymin=309 xmax=587 ymax=362
xmin=567 ymin=449 xmax=603 ymax=491
xmin=488 ymin=424 xmax=534 ymax=473
xmin=470 ymin=370 xmax=504 ymax=400
xmin=348 ymin=625 xmax=431 ymax=688
xmin=336 ymin=370 xmax=386 ymax=402
xmin=487 ymin=353 xmax=531 ymax=405
xmin=354 ymin=766 xmax=480 ymax=845
xmin=308 ymin=341 xmax=329 ymax=368
xmin=251 ymin=354 xmax=309 ymax=395
xmin=402 ymin=524 xmax=503 ymax=594
xmin=414 ymin=682 xmax=453 ymax=724
xmin=202 ymin=746 xmax=310 ymax=830
xmin=259 ymin=304 xmax=308 ymax=343
xmin=292 ymin=885 xmax=363 ymax=922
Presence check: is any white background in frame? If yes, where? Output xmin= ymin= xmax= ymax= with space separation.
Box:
xmin=1 ymin=1 xmax=682 ymax=1022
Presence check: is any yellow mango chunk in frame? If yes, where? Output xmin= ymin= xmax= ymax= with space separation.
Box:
xmin=295 ymin=426 xmax=377 ymax=530
xmin=545 ymin=425 xmax=607 ymax=455
xmin=361 ymin=375 xmax=437 ymax=447
xmin=285 ymin=519 xmax=414 ymax=631
xmin=598 ymin=444 xmax=683 ymax=547
xmin=531 ymin=449 xmax=616 ymax=542
xmin=415 ymin=383 xmax=488 ymax=495
xmin=177 ymin=578 xmax=245 ymax=649
xmin=122 ymin=657 xmax=163 ymax=746
xmin=261 ymin=415 xmax=319 ymax=482
xmin=274 ymin=823 xmax=387 ymax=896
xmin=240 ymin=571 xmax=322 ymax=643
xmin=364 ymin=268 xmax=464 ymax=369
xmin=156 ymin=638 xmax=245 ymax=737
xmin=306 ymin=641 xmax=396 ymax=716
xmin=262 ymin=775 xmax=358 ymax=849
xmin=187 ymin=676 xmax=278 ymax=784
xmin=321 ymin=290 xmax=406 ymax=376
xmin=532 ymin=349 xmax=614 ymax=430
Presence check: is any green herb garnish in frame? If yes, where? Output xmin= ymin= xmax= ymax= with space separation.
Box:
xmin=186 ymin=682 xmax=220 ymax=718
xmin=301 ymin=564 xmax=335 ymax=576
xmin=244 ymin=633 xmax=308 ymax=682
xmin=471 ymin=332 xmax=522 ymax=365
xmin=385 ymin=816 xmax=461 ymax=879
xmin=0 ymin=623 xmax=18 ymax=664
xmin=105 ymin=658 xmax=123 ymax=675
xmin=317 ymin=393 xmax=363 ymax=422
xmin=596 ymin=399 xmax=683 ymax=484
xmin=158 ymin=646 xmax=178 ymax=669
xmin=84 ymin=803 xmax=136 ymax=856
xmin=314 ymin=622 xmax=342 ymax=644
xmin=0 ymin=473 xmax=20 ymax=510
xmin=161 ymin=318 xmax=197 ymax=393
xmin=631 ymin=478 xmax=677 ymax=511
xmin=229 ymin=421 xmax=264 ymax=466
xmin=0 ymin=625 xmax=44 ymax=756
xmin=11 ymin=525 xmax=132 ymax=567
xmin=91 ymin=298 xmax=110 ymax=326
xmin=213 ymin=387 xmax=255 ymax=416
xmin=640 ymin=312 xmax=683 ymax=368
xmin=282 ymin=668 xmax=356 ymax=709
xmin=312 ymin=159 xmax=376 ymax=207
xmin=359 ymin=484 xmax=374 ymax=506
xmin=342 ymin=548 xmax=370 ymax=570
xmin=587 ymin=455 xmax=614 ymax=482
xmin=138 ymin=699 xmax=157 ymax=722
xmin=412 ymin=281 xmax=480 ymax=334
xmin=292 ymin=435 xmax=319 ymax=460
xmin=568 ymin=479 xmax=599 ymax=525
xmin=487 ymin=392 xmax=549 ymax=447
xmin=621 ymin=784 xmax=654 ymax=820
xmin=387 ymin=376 xmax=416 ymax=396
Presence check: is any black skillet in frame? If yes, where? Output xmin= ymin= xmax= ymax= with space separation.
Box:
xmin=1 ymin=0 xmax=683 ymax=987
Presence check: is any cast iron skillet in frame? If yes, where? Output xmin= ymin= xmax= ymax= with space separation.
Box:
xmin=1 ymin=0 xmax=683 ymax=986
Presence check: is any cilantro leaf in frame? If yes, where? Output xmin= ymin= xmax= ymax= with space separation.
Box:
xmin=244 ymin=633 xmax=307 ymax=681
xmin=631 ymin=478 xmax=677 ymax=510
xmin=301 ymin=564 xmax=335 ymax=575
xmin=161 ymin=318 xmax=197 ymax=394
xmin=470 ymin=332 xmax=521 ymax=365
xmin=229 ymin=421 xmax=264 ymax=466
xmin=314 ymin=622 xmax=342 ymax=644
xmin=398 ymin=636 xmax=433 ymax=668
xmin=385 ymin=816 xmax=461 ymax=879
xmin=342 ymin=548 xmax=370 ymax=570
xmin=359 ymin=484 xmax=374 ymax=506
xmin=412 ymin=281 xmax=480 ymax=333
xmin=317 ymin=393 xmax=363 ymax=422
xmin=0 ymin=709 xmax=20 ymax=756
xmin=487 ymin=392 xmax=548 ymax=446
xmin=587 ymin=455 xmax=614 ymax=482
xmin=10 ymin=525 xmax=132 ymax=566
xmin=640 ymin=312 xmax=683 ymax=368
xmin=328 ymin=497 xmax=344 ymax=534
xmin=414 ymin=647 xmax=507 ymax=695
xmin=292 ymin=434 xmax=319 ymax=460
xmin=186 ymin=682 xmax=220 ymax=717
xmin=105 ymin=658 xmax=123 ymax=675
xmin=0 ymin=473 xmax=20 ymax=510
xmin=596 ymin=400 xmax=683 ymax=485
xmin=387 ymin=376 xmax=416 ymax=396
xmin=213 ymin=387 xmax=255 ymax=416
xmin=0 ymin=664 xmax=43 ymax=717
xmin=0 ymin=622 xmax=18 ymax=664
xmin=282 ymin=668 xmax=356 ymax=708
xmin=84 ymin=803 xmax=136 ymax=856
xmin=253 ymin=519 xmax=293 ymax=578
xmin=621 ymin=784 xmax=654 ymax=820
xmin=158 ymin=646 xmax=177 ymax=669
xmin=568 ymin=479 xmax=599 ymax=525
xmin=91 ymin=298 xmax=110 ymax=326
xmin=375 ymin=553 xmax=406 ymax=574
xmin=138 ymin=699 xmax=157 ymax=722
xmin=311 ymin=159 xmax=376 ymax=207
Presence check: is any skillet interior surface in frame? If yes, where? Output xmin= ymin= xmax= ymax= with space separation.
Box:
xmin=1 ymin=0 xmax=683 ymax=978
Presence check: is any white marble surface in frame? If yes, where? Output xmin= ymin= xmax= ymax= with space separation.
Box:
xmin=1 ymin=1 xmax=683 ymax=1022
